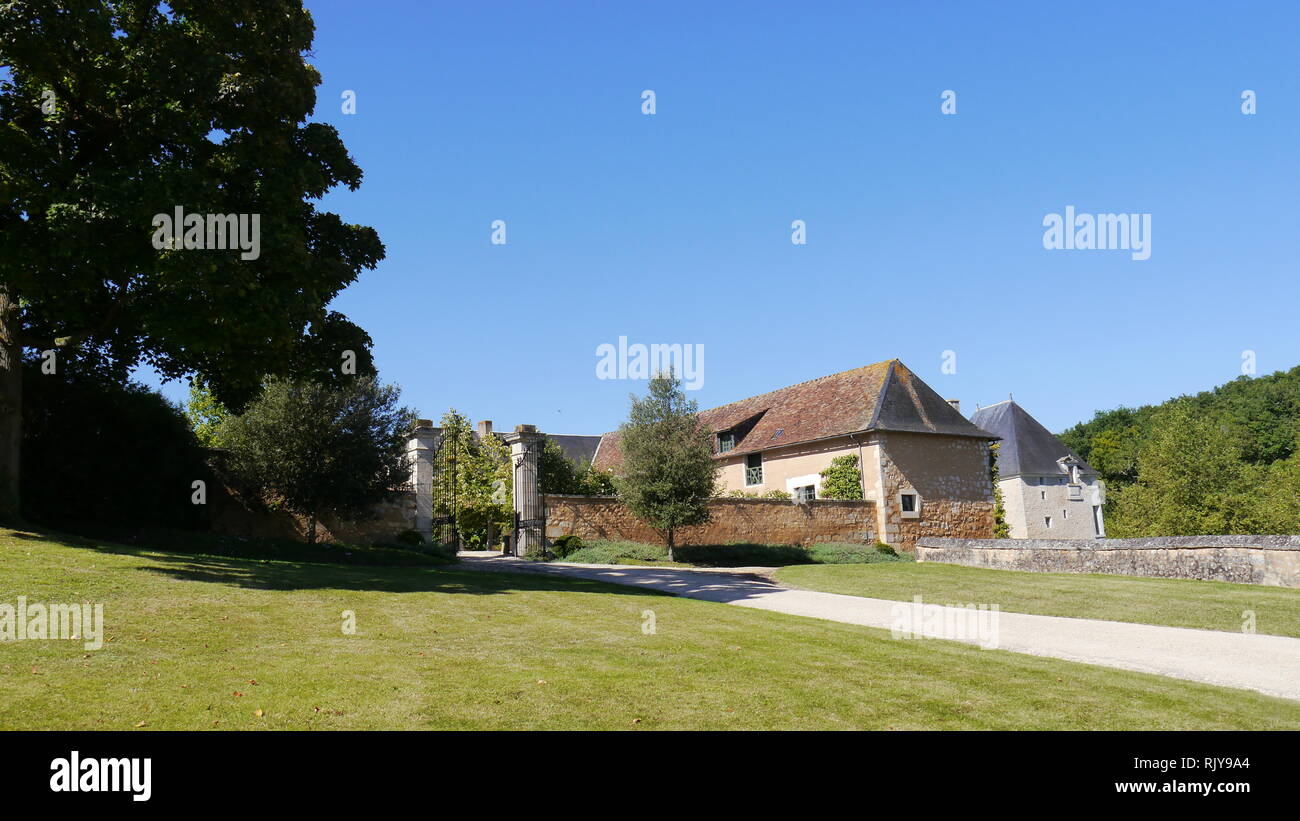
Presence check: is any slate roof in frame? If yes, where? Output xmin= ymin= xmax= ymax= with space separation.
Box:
xmin=545 ymin=433 xmax=603 ymax=466
xmin=592 ymin=359 xmax=997 ymax=472
xmin=969 ymin=400 xmax=1097 ymax=480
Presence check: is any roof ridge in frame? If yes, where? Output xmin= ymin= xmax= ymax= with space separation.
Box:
xmin=866 ymin=359 xmax=896 ymax=429
xmin=701 ymin=359 xmax=897 ymax=415
xmin=977 ymin=399 xmax=1015 ymax=410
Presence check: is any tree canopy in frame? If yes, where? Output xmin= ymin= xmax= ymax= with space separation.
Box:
xmin=1060 ymin=366 xmax=1300 ymax=536
xmin=0 ymin=1 xmax=382 ymax=521
xmin=216 ymin=377 xmax=414 ymax=543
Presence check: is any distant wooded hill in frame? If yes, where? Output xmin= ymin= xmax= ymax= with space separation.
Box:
xmin=1058 ymin=366 xmax=1300 ymax=537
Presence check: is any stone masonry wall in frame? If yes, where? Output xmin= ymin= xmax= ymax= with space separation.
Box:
xmin=916 ymin=535 xmax=1300 ymax=588
xmin=877 ymin=432 xmax=996 ymax=551
xmin=544 ymin=494 xmax=878 ymax=547
xmin=209 ymin=485 xmax=418 ymax=545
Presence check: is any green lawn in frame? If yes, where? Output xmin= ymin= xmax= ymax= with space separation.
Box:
xmin=2 ymin=528 xmax=1298 ymax=729
xmin=776 ymin=562 xmax=1300 ymax=638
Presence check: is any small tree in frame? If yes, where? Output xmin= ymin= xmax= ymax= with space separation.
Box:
xmin=185 ymin=380 xmax=230 ymax=448
xmin=430 ymin=410 xmax=511 ymax=549
xmin=217 ymin=377 xmax=415 ymax=543
xmin=617 ymin=372 xmax=718 ymax=560
xmin=819 ymin=454 xmax=864 ymax=500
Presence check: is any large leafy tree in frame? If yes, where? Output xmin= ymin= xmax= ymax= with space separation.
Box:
xmin=0 ymin=1 xmax=383 ymax=522
xmin=216 ymin=376 xmax=415 ymax=544
xmin=617 ymin=372 xmax=718 ymax=560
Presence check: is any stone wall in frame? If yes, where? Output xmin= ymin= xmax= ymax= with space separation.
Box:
xmin=209 ymin=484 xmax=418 ymax=545
xmin=544 ymin=494 xmax=878 ymax=547
xmin=916 ymin=535 xmax=1300 ymax=588
xmin=876 ymin=432 xmax=996 ymax=550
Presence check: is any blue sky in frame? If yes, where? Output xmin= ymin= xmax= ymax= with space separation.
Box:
xmin=144 ymin=1 xmax=1300 ymax=434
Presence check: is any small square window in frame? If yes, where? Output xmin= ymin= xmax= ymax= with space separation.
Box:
xmin=899 ymin=492 xmax=920 ymax=518
xmin=718 ymin=432 xmax=735 ymax=453
xmin=794 ymin=485 xmax=815 ymax=502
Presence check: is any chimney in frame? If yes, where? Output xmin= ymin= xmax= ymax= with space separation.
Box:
xmin=477 ymin=420 xmax=493 ymax=438
xmin=946 ymin=399 xmax=961 ymax=413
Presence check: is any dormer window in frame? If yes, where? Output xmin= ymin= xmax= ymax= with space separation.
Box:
xmin=718 ymin=432 xmax=735 ymax=453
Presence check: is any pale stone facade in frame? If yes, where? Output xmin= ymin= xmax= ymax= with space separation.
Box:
xmin=971 ymin=400 xmax=1105 ymax=540
xmin=999 ymin=472 xmax=1105 ymax=539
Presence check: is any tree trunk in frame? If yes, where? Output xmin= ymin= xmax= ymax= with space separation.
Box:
xmin=306 ymin=514 xmax=318 ymax=544
xmin=0 ymin=289 xmax=22 ymax=525
xmin=666 ymin=528 xmax=675 ymax=563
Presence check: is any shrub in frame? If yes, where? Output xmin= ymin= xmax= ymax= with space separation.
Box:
xmin=22 ymin=362 xmax=212 ymax=532
xmin=819 ymin=454 xmax=864 ymax=500
xmin=805 ymin=542 xmax=911 ymax=564
xmin=550 ymin=534 xmax=586 ymax=559
xmin=556 ymin=539 xmax=912 ymax=567
xmin=393 ymin=529 xmax=424 ymax=547
xmin=562 ymin=540 xmax=668 ymax=565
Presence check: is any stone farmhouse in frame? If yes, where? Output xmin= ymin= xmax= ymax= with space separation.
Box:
xmin=592 ymin=359 xmax=999 ymax=547
xmin=970 ymin=399 xmax=1105 ymax=539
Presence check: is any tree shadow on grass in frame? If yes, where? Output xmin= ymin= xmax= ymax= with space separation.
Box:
xmin=6 ymin=528 xmax=668 ymax=598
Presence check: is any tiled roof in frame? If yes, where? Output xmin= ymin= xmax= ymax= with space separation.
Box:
xmin=970 ymin=400 xmax=1097 ymax=480
xmin=592 ymin=359 xmax=997 ymax=472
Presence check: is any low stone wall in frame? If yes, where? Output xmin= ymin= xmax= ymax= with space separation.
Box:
xmin=916 ymin=536 xmax=1300 ymax=588
xmin=544 ymin=494 xmax=878 ymax=547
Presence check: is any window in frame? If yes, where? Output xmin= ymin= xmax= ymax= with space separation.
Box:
xmin=898 ymin=492 xmax=920 ymax=519
xmin=794 ymin=485 xmax=815 ymax=502
xmin=1062 ymin=508 xmax=1068 ymax=519
xmin=1044 ymin=516 xmax=1052 ymax=529
xmin=1040 ymin=490 xmax=1046 ymax=500
xmin=718 ymin=432 xmax=735 ymax=453
xmin=1067 ymin=484 xmax=1083 ymax=500
xmin=745 ymin=453 xmax=763 ymax=486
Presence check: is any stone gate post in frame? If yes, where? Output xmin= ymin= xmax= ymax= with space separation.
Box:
xmin=502 ymin=424 xmax=544 ymax=557
xmin=407 ymin=419 xmax=437 ymax=544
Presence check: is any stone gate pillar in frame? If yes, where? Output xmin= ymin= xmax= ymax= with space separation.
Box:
xmin=502 ymin=424 xmax=544 ymax=557
xmin=407 ymin=419 xmax=437 ymax=544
